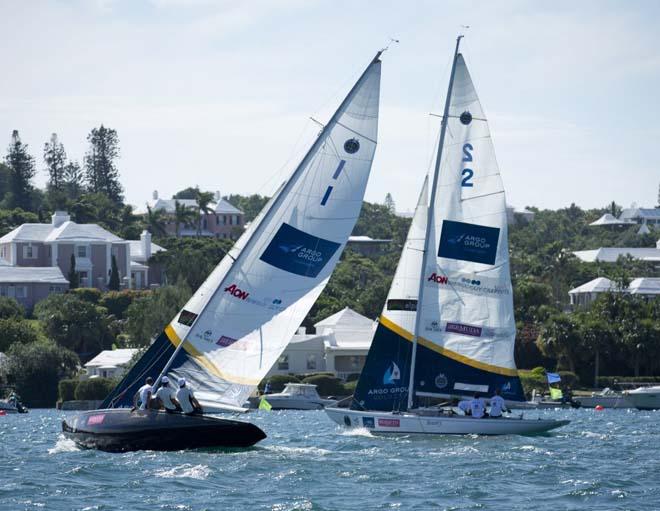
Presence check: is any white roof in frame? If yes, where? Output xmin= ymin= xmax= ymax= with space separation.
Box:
xmin=213 ymin=198 xmax=243 ymax=215
xmin=128 ymin=240 xmax=166 ymax=262
xmin=0 ymin=266 xmax=68 ymax=284
xmin=141 ymin=197 xmax=243 ymax=215
xmin=620 ymin=208 xmax=660 ymax=221
xmin=589 ymin=214 xmax=632 ymax=226
xmin=628 ymin=278 xmax=660 ymax=295
xmin=568 ymin=277 xmax=615 ymax=295
xmin=573 ymin=247 xmax=660 ymax=263
xmin=348 ymin=235 xmax=391 ymax=243
xmin=315 ymin=307 xmax=374 ymax=329
xmin=316 ymin=307 xmax=376 ymax=350
xmin=84 ymin=349 xmax=138 ymax=369
xmin=0 ymin=221 xmax=123 ymax=244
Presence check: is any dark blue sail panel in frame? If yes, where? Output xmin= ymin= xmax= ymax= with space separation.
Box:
xmin=412 ymin=342 xmax=526 ymax=403
xmin=352 ymin=320 xmax=525 ymax=411
xmin=352 ymin=322 xmax=413 ymax=412
xmin=101 ymin=331 xmax=183 ymax=408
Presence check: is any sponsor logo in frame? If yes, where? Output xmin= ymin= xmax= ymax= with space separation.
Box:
xmin=446 ymin=322 xmax=483 ymax=337
xmin=383 ymin=362 xmax=401 ymax=385
xmin=378 ymin=418 xmax=400 ymax=427
xmin=217 ymin=335 xmax=238 ymax=347
xmin=177 ymin=310 xmax=198 ymax=327
xmin=87 ymin=414 xmax=105 ymax=426
xmin=259 ymin=223 xmax=340 ymax=278
xmin=367 ymin=387 xmax=408 ymax=397
xmin=272 ymin=298 xmax=282 ymax=305
xmin=428 ymin=272 xmax=448 ymax=284
xmin=362 ymin=416 xmax=375 ymax=428
xmin=459 ymin=110 xmax=473 ymax=125
xmin=224 ymin=284 xmax=249 ymax=300
xmin=501 ymin=382 xmax=512 ymax=394
xmin=435 ymin=373 xmax=448 ymax=389
xmin=438 ymin=220 xmax=500 ymax=265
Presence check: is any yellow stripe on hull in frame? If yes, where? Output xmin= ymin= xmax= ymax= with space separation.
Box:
xmin=378 ymin=315 xmax=519 ymax=377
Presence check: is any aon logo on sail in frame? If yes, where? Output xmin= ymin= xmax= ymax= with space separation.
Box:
xmin=224 ymin=284 xmax=249 ymax=300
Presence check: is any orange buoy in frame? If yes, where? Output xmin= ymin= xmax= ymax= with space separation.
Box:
xmin=595 ymin=405 xmax=604 ymax=411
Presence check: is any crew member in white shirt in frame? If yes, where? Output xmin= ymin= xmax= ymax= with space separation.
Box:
xmin=175 ymin=378 xmax=202 ymax=415
xmin=489 ymin=388 xmax=508 ymax=418
xmin=133 ymin=377 xmax=153 ymax=411
xmin=152 ymin=376 xmax=178 ymax=412
xmin=468 ymin=394 xmax=486 ymax=418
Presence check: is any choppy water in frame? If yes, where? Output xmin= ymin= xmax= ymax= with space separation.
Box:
xmin=1 ymin=408 xmax=659 ymax=510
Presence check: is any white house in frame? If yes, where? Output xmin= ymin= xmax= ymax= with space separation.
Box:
xmin=573 ymin=242 xmax=660 ymax=263
xmin=266 ymin=307 xmax=376 ymax=381
xmin=569 ymin=277 xmax=660 ymax=307
xmin=619 ymin=207 xmax=660 ymax=226
xmin=84 ymin=349 xmax=138 ymax=379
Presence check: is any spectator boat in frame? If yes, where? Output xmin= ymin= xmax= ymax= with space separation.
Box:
xmin=260 ymin=383 xmax=338 ymax=410
xmin=63 ymin=51 xmax=384 ymax=451
xmin=624 ymin=386 xmax=660 ymax=410
xmin=326 ymin=35 xmax=569 ymax=436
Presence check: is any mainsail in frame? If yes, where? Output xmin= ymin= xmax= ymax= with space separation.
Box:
xmin=353 ymin=42 xmax=524 ymax=412
xmin=104 ymin=53 xmax=382 ymax=411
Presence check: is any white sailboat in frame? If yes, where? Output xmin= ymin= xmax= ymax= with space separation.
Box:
xmin=63 ymin=52 xmax=383 ymax=451
xmin=326 ymin=36 xmax=569 ymax=436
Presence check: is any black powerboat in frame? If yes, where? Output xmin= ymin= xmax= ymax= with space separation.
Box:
xmin=62 ymin=409 xmax=266 ymax=452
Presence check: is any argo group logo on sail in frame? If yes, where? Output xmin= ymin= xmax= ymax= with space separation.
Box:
xmin=438 ymin=220 xmax=500 ymax=265
xmin=259 ymin=223 xmax=340 ymax=278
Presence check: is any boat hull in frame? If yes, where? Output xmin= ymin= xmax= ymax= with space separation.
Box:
xmin=62 ymin=409 xmax=266 ymax=452
xmin=325 ymin=408 xmax=569 ymax=436
xmin=575 ymin=395 xmax=633 ymax=409
xmin=624 ymin=389 xmax=660 ymax=410
xmin=261 ymin=396 xmax=338 ymax=410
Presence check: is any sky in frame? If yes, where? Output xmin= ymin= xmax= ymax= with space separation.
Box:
xmin=1 ymin=0 xmax=659 ymax=214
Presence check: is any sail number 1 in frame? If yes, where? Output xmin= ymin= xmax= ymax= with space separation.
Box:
xmin=461 ymin=143 xmax=474 ymax=187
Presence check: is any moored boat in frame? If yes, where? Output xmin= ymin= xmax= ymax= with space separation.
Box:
xmin=624 ymin=386 xmax=660 ymax=410
xmin=260 ymin=383 xmax=337 ymax=410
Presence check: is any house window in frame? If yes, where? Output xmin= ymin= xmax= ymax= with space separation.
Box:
xmin=79 ymin=271 xmax=88 ymax=286
xmin=223 ymin=215 xmax=227 ymax=225
xmin=77 ymin=245 xmax=87 ymax=258
xmin=306 ymin=354 xmax=317 ymax=370
xmin=234 ymin=215 xmax=239 ymax=225
xmin=23 ymin=244 xmax=38 ymax=259
xmin=216 ymin=215 xmax=220 ymax=225
xmin=277 ymin=355 xmax=289 ymax=370
xmin=15 ymin=286 xmax=27 ymax=298
xmin=0 ymin=286 xmax=5 ymax=296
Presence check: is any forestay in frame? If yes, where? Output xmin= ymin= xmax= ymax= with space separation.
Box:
xmin=103 ymin=54 xmax=382 ymax=411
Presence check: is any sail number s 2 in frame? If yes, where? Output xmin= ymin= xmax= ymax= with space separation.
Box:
xmin=461 ymin=143 xmax=474 ymax=187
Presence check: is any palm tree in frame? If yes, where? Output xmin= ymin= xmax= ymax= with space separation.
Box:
xmin=173 ymin=200 xmax=196 ymax=237
xmin=145 ymin=205 xmax=168 ymax=237
xmin=195 ymin=190 xmax=216 ymax=236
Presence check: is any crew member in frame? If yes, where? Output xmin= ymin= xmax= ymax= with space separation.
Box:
xmin=133 ymin=377 xmax=154 ymax=410
xmin=458 ymin=398 xmax=472 ymax=416
xmin=489 ymin=388 xmax=507 ymax=418
xmin=468 ymin=393 xmax=486 ymax=418
xmin=152 ymin=376 xmax=179 ymax=412
xmin=175 ymin=378 xmax=202 ymax=415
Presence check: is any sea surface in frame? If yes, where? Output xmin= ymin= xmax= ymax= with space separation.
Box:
xmin=1 ymin=408 xmax=659 ymax=511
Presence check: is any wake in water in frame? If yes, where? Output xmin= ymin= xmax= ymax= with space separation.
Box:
xmin=48 ymin=435 xmax=80 ymax=454
xmin=154 ymin=464 xmax=211 ymax=480
xmin=339 ymin=427 xmax=374 ymax=438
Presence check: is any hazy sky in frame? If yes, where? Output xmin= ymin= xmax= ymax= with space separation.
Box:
xmin=1 ymin=1 xmax=659 ymax=214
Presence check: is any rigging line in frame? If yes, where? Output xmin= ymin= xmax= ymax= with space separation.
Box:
xmin=435 ymin=265 xmax=466 ymax=305
xmin=333 ymin=120 xmax=378 ymax=145
xmin=472 ymin=260 xmax=508 ymax=274
xmin=461 ymin=190 xmax=505 ymax=202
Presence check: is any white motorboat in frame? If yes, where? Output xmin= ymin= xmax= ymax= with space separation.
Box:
xmin=0 ymin=396 xmax=28 ymax=414
xmin=624 ymin=386 xmax=660 ymax=410
xmin=326 ymin=35 xmax=568 ymax=437
xmin=326 ymin=408 xmax=568 ymax=436
xmin=574 ymin=388 xmax=633 ymax=409
xmin=261 ymin=384 xmax=338 ymax=410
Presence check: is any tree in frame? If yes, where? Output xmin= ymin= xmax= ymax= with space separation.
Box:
xmin=0 ymin=208 xmax=39 ymax=237
xmin=173 ymin=200 xmax=196 ymax=237
xmin=0 ymin=318 xmax=40 ymax=352
xmin=225 ymin=193 xmax=269 ymax=222
xmin=84 ymin=125 xmax=123 ymax=203
xmin=63 ymin=161 xmax=84 ymax=199
xmin=5 ymin=130 xmax=36 ymax=210
xmin=34 ymin=293 xmax=113 ymax=361
xmin=2 ymin=341 xmax=78 ymax=407
xmin=108 ymin=255 xmax=120 ymax=291
xmin=145 ymin=205 xmax=168 ymax=237
xmin=68 ymin=254 xmax=79 ymax=289
xmin=195 ymin=190 xmax=215 ymax=236
xmin=537 ymin=313 xmax=583 ymax=373
xmin=384 ymin=192 xmax=396 ymax=213
xmin=43 ymin=133 xmax=67 ymax=191
xmin=0 ymin=297 xmax=24 ymax=319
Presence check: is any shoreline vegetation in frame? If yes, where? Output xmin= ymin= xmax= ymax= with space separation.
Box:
xmin=0 ymin=128 xmax=658 ymax=407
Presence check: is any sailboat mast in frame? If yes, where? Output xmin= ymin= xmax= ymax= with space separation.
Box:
xmin=153 ymin=52 xmax=383 ymax=389
xmin=406 ymin=35 xmax=463 ymax=411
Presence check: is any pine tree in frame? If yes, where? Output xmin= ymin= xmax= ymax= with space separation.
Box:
xmin=384 ymin=192 xmax=396 ymax=213
xmin=108 ymin=255 xmax=120 ymax=291
xmin=63 ymin=161 xmax=84 ymax=199
xmin=84 ymin=125 xmax=123 ymax=203
xmin=5 ymin=130 xmax=36 ymax=210
xmin=68 ymin=254 xmax=79 ymax=289
xmin=43 ymin=133 xmax=67 ymax=191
